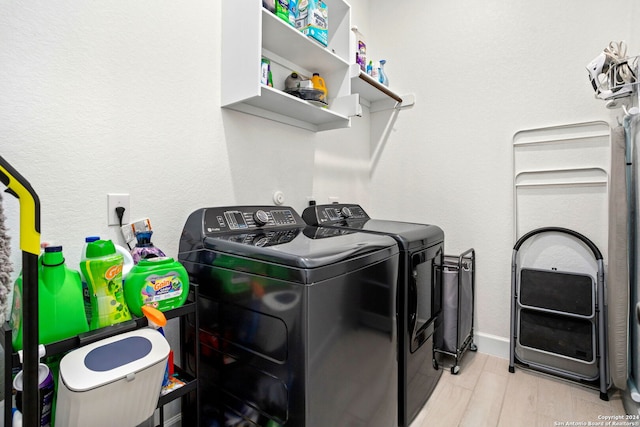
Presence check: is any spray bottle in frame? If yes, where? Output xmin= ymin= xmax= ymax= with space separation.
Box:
xmin=141 ymin=305 xmax=172 ymax=388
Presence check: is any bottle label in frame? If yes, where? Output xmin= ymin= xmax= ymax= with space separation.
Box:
xmin=81 ymin=256 xmax=131 ymax=329
xmin=105 ymin=264 xmax=123 ymax=281
xmin=141 ymin=272 xmax=184 ymax=307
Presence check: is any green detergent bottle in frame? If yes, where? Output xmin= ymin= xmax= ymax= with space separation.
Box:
xmin=11 ymin=245 xmax=89 ymax=351
xmin=124 ymin=257 xmax=189 ymax=317
xmin=80 ymin=239 xmax=131 ymax=329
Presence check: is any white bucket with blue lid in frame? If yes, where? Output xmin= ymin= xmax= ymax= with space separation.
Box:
xmin=55 ymin=328 xmax=170 ymax=427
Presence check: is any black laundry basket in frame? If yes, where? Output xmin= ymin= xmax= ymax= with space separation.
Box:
xmin=433 ymin=248 xmax=477 ymax=374
xmin=508 ymin=227 xmax=609 ymax=401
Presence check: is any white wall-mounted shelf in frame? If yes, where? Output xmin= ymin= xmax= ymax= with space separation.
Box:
xmin=349 ymin=64 xmax=415 ymax=112
xmin=222 ymin=1 xmax=356 ymax=132
xmin=221 ymin=1 xmax=413 ymax=131
xmin=227 ymin=85 xmax=352 ymax=132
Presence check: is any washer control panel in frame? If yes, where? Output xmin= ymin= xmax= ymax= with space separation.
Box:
xmin=214 ymin=229 xmax=300 ymax=247
xmin=203 ymin=206 xmax=302 ymax=235
xmin=302 ymin=204 xmax=369 ymax=225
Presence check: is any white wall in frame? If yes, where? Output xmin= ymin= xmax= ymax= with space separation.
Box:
xmin=0 ymin=0 xmax=638 ymax=359
xmin=365 ymin=0 xmax=637 ymax=354
xmin=0 ymin=1 xmax=369 ymax=273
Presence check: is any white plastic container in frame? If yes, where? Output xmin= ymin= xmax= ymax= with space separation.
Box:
xmin=55 ymin=328 xmax=170 ymax=427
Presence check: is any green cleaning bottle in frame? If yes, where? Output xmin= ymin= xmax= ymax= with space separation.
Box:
xmin=124 ymin=257 xmax=189 ymax=317
xmin=79 ymin=239 xmax=131 ymax=329
xmin=11 ymin=246 xmax=89 ymax=351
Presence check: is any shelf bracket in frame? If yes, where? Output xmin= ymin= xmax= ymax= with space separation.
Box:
xmin=396 ymin=93 xmax=416 ymax=110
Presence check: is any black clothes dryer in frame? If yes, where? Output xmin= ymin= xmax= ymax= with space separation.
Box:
xmin=302 ymin=203 xmax=444 ymax=427
xmin=178 ymin=206 xmax=399 ymax=427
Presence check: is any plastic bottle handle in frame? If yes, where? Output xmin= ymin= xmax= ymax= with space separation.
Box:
xmin=312 ymin=75 xmax=327 ymax=97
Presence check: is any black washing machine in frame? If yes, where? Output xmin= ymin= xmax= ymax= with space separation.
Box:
xmin=178 ymin=206 xmax=399 ymax=427
xmin=302 ymin=203 xmax=444 ymax=427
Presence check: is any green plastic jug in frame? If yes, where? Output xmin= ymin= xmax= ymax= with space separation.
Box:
xmin=79 ymin=239 xmax=131 ymax=329
xmin=124 ymin=257 xmax=189 ymax=317
xmin=11 ymin=246 xmax=89 ymax=351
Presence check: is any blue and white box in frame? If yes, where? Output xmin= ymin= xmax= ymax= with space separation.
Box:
xmin=298 ymin=0 xmax=328 ymax=46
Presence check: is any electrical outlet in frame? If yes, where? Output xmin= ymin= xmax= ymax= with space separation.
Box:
xmin=107 ymin=193 xmax=130 ymax=226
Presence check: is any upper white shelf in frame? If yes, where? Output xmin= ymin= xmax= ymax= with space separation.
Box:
xmin=221 ymin=1 xmax=412 ymax=130
xmin=221 ymin=1 xmax=355 ymax=132
xmin=261 ymin=10 xmax=349 ymax=76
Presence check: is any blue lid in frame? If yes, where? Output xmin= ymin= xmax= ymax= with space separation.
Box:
xmin=85 ymin=236 xmax=100 ymax=243
xmin=84 ymin=336 xmax=152 ymax=372
xmin=44 ymin=246 xmax=62 ymax=253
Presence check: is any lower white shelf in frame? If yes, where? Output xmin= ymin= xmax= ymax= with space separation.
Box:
xmin=223 ymin=85 xmax=352 ymax=132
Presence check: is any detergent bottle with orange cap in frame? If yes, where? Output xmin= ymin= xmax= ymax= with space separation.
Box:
xmin=79 ymin=239 xmax=132 ymax=329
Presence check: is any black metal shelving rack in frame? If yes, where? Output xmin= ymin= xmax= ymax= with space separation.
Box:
xmin=0 ymin=285 xmax=200 ymax=427
xmin=1 ymin=151 xmax=200 ymax=427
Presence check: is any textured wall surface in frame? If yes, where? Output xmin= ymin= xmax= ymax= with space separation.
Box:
xmin=1 ymin=1 xmax=637 ymax=363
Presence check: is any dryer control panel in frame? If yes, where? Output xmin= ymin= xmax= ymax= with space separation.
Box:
xmin=202 ymin=206 xmax=303 ymax=235
xmin=302 ymin=203 xmax=370 ymax=225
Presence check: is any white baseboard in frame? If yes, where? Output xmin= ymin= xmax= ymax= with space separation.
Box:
xmin=473 ymin=332 xmax=510 ymax=360
xmin=624 ymin=389 xmax=640 ymax=415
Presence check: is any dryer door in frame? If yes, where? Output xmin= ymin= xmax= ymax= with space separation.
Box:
xmin=409 ymin=243 xmax=443 ymax=352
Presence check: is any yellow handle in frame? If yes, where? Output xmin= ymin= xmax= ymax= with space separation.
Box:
xmin=0 ymin=156 xmax=41 ymax=255
xmin=311 ymin=75 xmax=327 ymax=99
xmin=312 ymin=76 xmax=326 ymax=89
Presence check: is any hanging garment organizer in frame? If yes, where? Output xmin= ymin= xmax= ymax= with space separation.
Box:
xmin=513 ymin=120 xmax=610 ymax=249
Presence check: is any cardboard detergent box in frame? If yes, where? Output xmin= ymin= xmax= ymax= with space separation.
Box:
xmin=297 ymin=0 xmax=328 ymax=46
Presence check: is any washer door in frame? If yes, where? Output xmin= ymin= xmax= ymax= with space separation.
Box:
xmin=409 ymin=243 xmax=443 ymax=353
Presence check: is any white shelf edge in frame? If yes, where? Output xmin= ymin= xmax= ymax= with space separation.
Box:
xmin=222 ymin=85 xmax=352 ymax=132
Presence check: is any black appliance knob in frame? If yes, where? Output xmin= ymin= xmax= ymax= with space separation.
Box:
xmin=341 ymin=207 xmax=352 ymax=218
xmin=252 ymin=234 xmax=269 ymax=247
xmin=254 ymin=210 xmax=269 ymax=226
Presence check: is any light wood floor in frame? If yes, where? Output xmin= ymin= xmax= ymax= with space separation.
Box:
xmin=411 ymin=351 xmax=627 ymax=427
